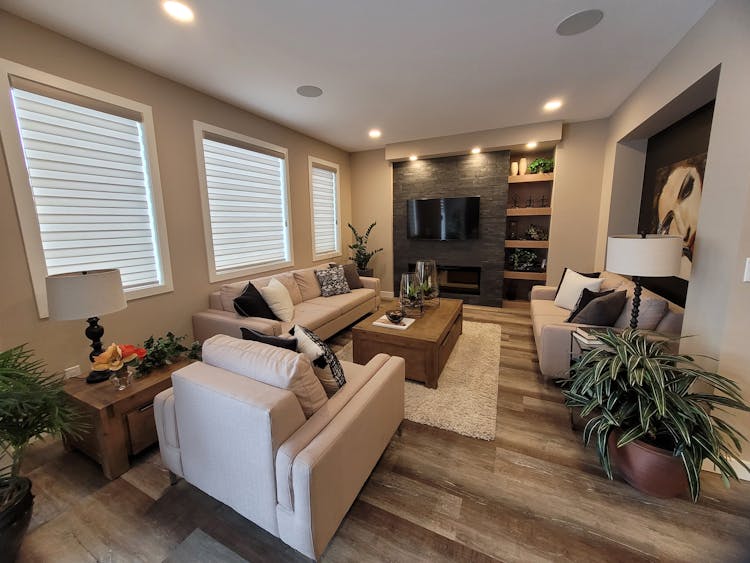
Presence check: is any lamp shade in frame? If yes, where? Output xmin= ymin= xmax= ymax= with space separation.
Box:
xmin=606 ymin=235 xmax=682 ymax=277
xmin=46 ymin=269 xmax=127 ymax=320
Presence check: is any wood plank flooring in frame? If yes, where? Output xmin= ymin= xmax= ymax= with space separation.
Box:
xmin=17 ymin=305 xmax=750 ymax=562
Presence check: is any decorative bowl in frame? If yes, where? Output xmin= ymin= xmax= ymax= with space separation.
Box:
xmin=385 ymin=309 xmax=405 ymax=323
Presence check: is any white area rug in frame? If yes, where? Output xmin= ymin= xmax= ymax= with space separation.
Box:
xmin=337 ymin=321 xmax=500 ymax=440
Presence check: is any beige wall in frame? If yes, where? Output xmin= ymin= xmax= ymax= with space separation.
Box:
xmin=594 ymin=0 xmax=750 ymax=443
xmin=350 ymin=149 xmax=393 ymax=292
xmin=546 ymin=119 xmax=609 ymax=283
xmin=0 ymin=12 xmax=351 ymax=373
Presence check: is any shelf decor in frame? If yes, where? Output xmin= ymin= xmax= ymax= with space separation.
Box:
xmin=400 ymin=272 xmax=424 ymax=318
xmin=415 ymin=259 xmax=440 ymax=306
xmin=519 ymin=157 xmax=528 ymax=175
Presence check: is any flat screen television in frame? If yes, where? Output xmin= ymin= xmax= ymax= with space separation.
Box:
xmin=407 ymin=196 xmax=480 ymax=240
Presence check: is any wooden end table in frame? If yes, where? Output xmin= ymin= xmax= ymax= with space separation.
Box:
xmin=352 ymin=298 xmax=463 ymax=388
xmin=63 ymin=360 xmax=190 ymax=479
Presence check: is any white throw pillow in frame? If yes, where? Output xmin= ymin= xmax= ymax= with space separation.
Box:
xmin=554 ymin=269 xmax=604 ymax=311
xmin=259 ymin=278 xmax=294 ymax=322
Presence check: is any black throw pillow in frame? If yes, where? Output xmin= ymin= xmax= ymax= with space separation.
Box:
xmin=568 ymin=290 xmax=627 ymax=326
xmin=554 ymin=268 xmax=601 ymax=298
xmin=329 ymin=262 xmax=364 ymax=289
xmin=566 ymin=288 xmax=614 ymax=322
xmin=240 ymin=327 xmax=297 ymax=350
xmin=233 ymin=282 xmax=278 ymax=320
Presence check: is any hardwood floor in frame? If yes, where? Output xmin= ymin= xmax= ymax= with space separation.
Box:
xmin=17 ymin=305 xmax=750 ymax=562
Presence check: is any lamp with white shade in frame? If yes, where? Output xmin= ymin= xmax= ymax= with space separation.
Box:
xmin=46 ymin=269 xmax=127 ymax=384
xmin=605 ymin=235 xmax=682 ymax=329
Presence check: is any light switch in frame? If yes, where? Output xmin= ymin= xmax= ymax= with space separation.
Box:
xmin=744 ymin=258 xmax=750 ymax=282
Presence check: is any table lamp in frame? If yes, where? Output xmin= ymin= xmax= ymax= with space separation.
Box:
xmin=605 ymin=235 xmax=682 ymax=329
xmin=46 ymin=269 xmax=127 ymax=383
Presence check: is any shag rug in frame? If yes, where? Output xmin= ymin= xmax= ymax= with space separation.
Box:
xmin=337 ymin=321 xmax=500 ymax=440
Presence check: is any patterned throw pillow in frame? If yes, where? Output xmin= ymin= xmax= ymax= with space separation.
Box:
xmin=315 ymin=266 xmax=351 ymax=297
xmin=290 ymin=325 xmax=346 ymax=397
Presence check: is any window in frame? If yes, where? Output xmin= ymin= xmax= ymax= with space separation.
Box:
xmin=309 ymin=157 xmax=341 ymax=260
xmin=194 ymin=122 xmax=293 ymax=281
xmin=0 ymin=60 xmax=172 ymax=318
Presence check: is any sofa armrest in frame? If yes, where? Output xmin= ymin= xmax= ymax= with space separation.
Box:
xmin=154 ymin=387 xmax=183 ymax=477
xmin=192 ymin=310 xmax=282 ymax=342
xmin=530 ymin=285 xmax=557 ymax=301
xmin=277 ymin=356 xmax=404 ymax=558
xmin=359 ymin=276 xmax=381 ymax=306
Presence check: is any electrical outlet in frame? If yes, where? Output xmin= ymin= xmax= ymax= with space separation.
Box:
xmin=64 ymin=365 xmax=81 ymax=379
xmin=744 ymin=258 xmax=750 ymax=283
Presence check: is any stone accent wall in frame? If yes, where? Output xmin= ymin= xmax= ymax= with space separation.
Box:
xmin=393 ymin=152 xmax=509 ymax=306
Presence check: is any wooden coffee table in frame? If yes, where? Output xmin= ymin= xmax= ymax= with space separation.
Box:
xmin=352 ymin=298 xmax=463 ymax=388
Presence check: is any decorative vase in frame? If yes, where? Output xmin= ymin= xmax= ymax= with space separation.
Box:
xmin=399 ymin=272 xmax=423 ymax=318
xmin=510 ymin=161 xmax=519 ymax=176
xmin=519 ymin=157 xmax=528 ymax=175
xmin=415 ymin=259 xmax=439 ymax=306
xmin=110 ymin=366 xmax=135 ymax=391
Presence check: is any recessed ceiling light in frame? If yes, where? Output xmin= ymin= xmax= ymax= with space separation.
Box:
xmin=368 ymin=129 xmax=382 ymax=139
xmin=471 ymin=147 xmax=481 ymax=154
xmin=296 ymin=85 xmax=323 ymax=98
xmin=162 ymin=0 xmax=194 ymax=23
xmin=543 ymin=99 xmax=563 ymax=112
xmin=409 ymin=155 xmax=418 ymax=161
xmin=526 ymin=141 xmax=538 ymax=149
xmin=556 ymin=9 xmax=604 ymax=36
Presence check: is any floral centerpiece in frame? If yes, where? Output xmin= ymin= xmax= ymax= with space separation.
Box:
xmin=92 ymin=343 xmax=146 ymax=390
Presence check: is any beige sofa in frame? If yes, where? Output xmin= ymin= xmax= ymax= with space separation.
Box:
xmin=154 ymin=336 xmax=405 ymax=559
xmin=193 ymin=266 xmax=381 ymax=342
xmin=531 ymin=271 xmax=684 ymax=379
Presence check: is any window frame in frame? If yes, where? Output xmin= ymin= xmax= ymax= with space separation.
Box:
xmin=308 ymin=156 xmax=342 ymax=261
xmin=0 ymin=58 xmax=173 ymax=319
xmin=193 ymin=121 xmax=294 ymax=282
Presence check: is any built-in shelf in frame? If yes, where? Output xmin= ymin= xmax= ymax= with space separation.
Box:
xmin=505 ymin=240 xmax=549 ymax=249
xmin=504 ymin=270 xmax=547 ymax=281
xmin=508 ymin=172 xmax=554 ymax=184
xmin=506 ymin=207 xmax=552 ymax=216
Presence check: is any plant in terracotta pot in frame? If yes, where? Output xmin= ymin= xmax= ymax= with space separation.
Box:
xmin=0 ymin=345 xmax=83 ymax=561
xmin=560 ymin=328 xmax=749 ymax=501
xmin=347 ymin=222 xmax=382 ymax=277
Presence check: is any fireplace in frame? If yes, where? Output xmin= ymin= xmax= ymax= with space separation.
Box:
xmin=408 ymin=263 xmax=481 ymax=295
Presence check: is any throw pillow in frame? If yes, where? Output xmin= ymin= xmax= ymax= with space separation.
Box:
xmin=259 ymin=278 xmax=295 ymax=322
xmin=614 ymin=295 xmax=668 ymax=330
xmin=273 ymin=272 xmax=304 ymax=305
xmin=330 ymin=262 xmax=364 ymax=289
xmin=293 ymin=269 xmax=322 ymax=301
xmin=290 ymin=325 xmax=346 ymax=397
xmin=566 ymin=288 xmax=614 ymax=322
xmin=315 ymin=265 xmax=351 ymax=297
xmin=240 ymin=327 xmax=297 ymax=351
xmin=569 ymin=290 xmax=627 ymax=326
xmin=233 ymin=282 xmax=278 ymax=320
xmin=554 ymin=269 xmax=604 ymax=311
xmin=554 ymin=268 xmax=600 ymax=298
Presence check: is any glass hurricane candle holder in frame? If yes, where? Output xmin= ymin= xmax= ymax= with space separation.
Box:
xmin=400 ymin=272 xmax=423 ymax=318
xmin=415 ymin=259 xmax=439 ymax=306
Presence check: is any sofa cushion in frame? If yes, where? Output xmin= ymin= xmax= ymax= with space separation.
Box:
xmin=331 ymin=262 xmax=364 ymax=289
xmin=220 ymin=281 xmax=250 ymax=312
xmin=315 ymin=266 xmax=351 ymax=297
xmin=307 ymin=288 xmax=375 ymax=311
xmin=554 ymin=269 xmax=604 ymax=310
xmin=260 ymin=278 xmax=295 ymax=322
xmin=599 ymin=271 xmax=629 ymax=292
xmin=569 ymin=290 xmax=627 ymax=326
xmin=614 ymin=294 xmax=668 ymax=330
xmin=291 ymin=325 xmax=346 ymax=397
xmin=274 ymin=272 xmax=304 ymax=305
xmin=293 ymin=269 xmax=322 ymax=301
xmin=240 ymin=327 xmax=297 ymax=350
xmin=201 ymin=335 xmax=327 ymax=418
xmin=288 ymin=302 xmax=340 ymax=331
xmin=234 ymin=282 xmax=278 ymax=320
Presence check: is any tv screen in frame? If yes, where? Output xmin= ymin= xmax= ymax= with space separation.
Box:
xmin=407 ymin=196 xmax=480 ymax=240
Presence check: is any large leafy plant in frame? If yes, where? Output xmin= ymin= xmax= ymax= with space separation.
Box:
xmin=347 ymin=222 xmax=382 ymax=271
xmin=561 ymin=329 xmax=749 ymax=501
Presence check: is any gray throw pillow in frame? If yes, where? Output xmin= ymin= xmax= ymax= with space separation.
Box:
xmin=315 ymin=265 xmax=351 ymax=297
xmin=569 ymin=290 xmax=627 ymax=326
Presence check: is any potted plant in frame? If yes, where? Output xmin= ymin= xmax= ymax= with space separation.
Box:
xmin=527 ymin=157 xmax=554 ymax=174
xmin=347 ymin=222 xmax=383 ymax=277
xmin=507 ymin=248 xmax=541 ymax=272
xmin=561 ymin=329 xmax=750 ymax=501
xmin=0 ymin=345 xmax=82 ymax=561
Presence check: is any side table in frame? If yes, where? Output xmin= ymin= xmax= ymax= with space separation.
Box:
xmin=63 ymin=359 xmax=190 ymax=479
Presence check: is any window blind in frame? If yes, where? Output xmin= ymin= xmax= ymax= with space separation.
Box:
xmin=11 ymin=88 xmax=163 ymax=291
xmin=201 ymin=137 xmax=290 ymax=274
xmin=311 ymin=165 xmax=339 ymax=257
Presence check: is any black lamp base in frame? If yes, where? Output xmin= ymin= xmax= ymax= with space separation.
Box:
xmin=86 ymin=370 xmax=110 ymax=384
xmin=84 ymin=316 xmax=107 ymax=384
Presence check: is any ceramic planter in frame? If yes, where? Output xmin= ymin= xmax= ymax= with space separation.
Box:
xmin=0 ymin=477 xmax=33 ymax=562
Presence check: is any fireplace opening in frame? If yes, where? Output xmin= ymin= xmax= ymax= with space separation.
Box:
xmin=408 ymin=263 xmax=481 ymax=295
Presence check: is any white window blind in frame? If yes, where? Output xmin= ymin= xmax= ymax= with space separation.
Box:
xmin=10 ymin=88 xmax=164 ymax=292
xmin=201 ymin=137 xmax=291 ymax=275
xmin=310 ymin=162 xmax=340 ymax=258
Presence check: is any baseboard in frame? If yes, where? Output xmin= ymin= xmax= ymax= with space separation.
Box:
xmin=380 ymin=290 xmax=394 ymax=300
xmin=702 ymin=458 xmax=750 ymax=482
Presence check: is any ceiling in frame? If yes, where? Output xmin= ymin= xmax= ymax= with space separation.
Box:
xmin=0 ymin=0 xmax=715 ymax=152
